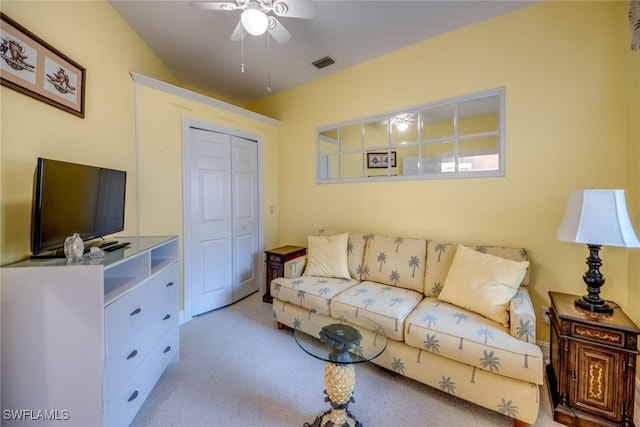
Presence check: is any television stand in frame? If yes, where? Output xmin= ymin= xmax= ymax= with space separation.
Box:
xmin=2 ymin=236 xmax=180 ymax=426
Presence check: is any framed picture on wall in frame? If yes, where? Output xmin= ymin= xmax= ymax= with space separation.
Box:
xmin=367 ymin=151 xmax=396 ymax=168
xmin=1 ymin=13 xmax=86 ymax=118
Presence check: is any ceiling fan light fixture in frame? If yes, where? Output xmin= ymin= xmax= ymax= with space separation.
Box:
xmin=396 ymin=121 xmax=409 ymax=132
xmin=391 ymin=114 xmax=413 ymax=132
xmin=241 ymin=7 xmax=268 ymax=36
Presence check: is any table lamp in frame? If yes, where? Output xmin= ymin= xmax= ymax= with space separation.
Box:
xmin=556 ymin=189 xmax=640 ymax=313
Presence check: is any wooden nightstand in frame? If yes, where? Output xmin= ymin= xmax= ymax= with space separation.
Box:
xmin=263 ymin=245 xmax=306 ymax=303
xmin=547 ymin=291 xmax=639 ymax=426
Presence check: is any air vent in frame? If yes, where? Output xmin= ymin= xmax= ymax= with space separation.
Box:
xmin=312 ymin=56 xmax=335 ymax=69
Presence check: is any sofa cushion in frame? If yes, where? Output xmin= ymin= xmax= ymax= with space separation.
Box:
xmin=424 ymin=241 xmax=529 ymax=297
xmin=404 ymin=297 xmax=543 ymax=385
xmin=304 ymin=233 xmax=351 ymax=279
xmin=437 ymin=245 xmax=529 ymax=327
xmin=316 ymin=229 xmax=368 ymax=280
xmin=271 ymin=275 xmax=359 ymax=314
xmin=360 ymin=234 xmax=427 ymax=292
xmin=330 ymin=281 xmax=423 ymax=341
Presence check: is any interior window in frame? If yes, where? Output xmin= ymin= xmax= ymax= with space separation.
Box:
xmin=316 ymin=88 xmax=504 ymax=183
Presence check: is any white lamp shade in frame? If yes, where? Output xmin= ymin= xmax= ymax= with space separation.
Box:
xmin=241 ymin=8 xmax=269 ymax=36
xmin=557 ymin=189 xmax=640 ymax=248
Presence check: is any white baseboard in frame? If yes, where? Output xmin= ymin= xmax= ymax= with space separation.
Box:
xmin=537 ymin=340 xmax=550 ymax=364
xmin=539 ymin=341 xmax=640 ymax=425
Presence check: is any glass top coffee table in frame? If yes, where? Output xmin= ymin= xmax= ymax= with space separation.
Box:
xmin=294 ymin=311 xmax=387 ymax=427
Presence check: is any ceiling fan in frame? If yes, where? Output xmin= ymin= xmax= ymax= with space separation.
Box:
xmin=190 ymin=0 xmax=317 ymax=44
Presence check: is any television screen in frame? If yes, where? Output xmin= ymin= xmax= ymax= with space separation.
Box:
xmin=31 ymin=158 xmax=126 ymax=256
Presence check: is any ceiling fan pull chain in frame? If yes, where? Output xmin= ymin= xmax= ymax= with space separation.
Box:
xmin=241 ymin=25 xmax=245 ymax=72
xmin=266 ymin=32 xmax=272 ymax=92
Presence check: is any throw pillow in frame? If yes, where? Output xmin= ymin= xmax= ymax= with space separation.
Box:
xmin=303 ymin=233 xmax=351 ymax=279
xmin=316 ymin=229 xmax=368 ymax=279
xmin=437 ymin=244 xmax=529 ymax=327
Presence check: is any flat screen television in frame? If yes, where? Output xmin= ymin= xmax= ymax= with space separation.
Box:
xmin=31 ymin=158 xmax=127 ymax=256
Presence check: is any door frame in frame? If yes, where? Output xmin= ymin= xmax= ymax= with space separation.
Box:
xmin=181 ymin=117 xmax=265 ymax=321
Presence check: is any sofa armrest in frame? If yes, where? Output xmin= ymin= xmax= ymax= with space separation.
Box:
xmin=510 ymin=285 xmax=537 ymax=343
xmin=284 ymin=255 xmax=307 ymax=278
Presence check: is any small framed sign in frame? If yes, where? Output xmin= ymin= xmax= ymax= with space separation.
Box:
xmin=1 ymin=13 xmax=85 ymax=117
xmin=367 ymin=151 xmax=396 ymax=168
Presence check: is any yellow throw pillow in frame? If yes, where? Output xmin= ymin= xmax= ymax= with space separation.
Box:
xmin=303 ymin=233 xmax=351 ymax=279
xmin=437 ymin=244 xmax=529 ymax=327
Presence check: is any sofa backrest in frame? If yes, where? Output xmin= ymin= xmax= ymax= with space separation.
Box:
xmin=316 ymin=229 xmax=368 ymax=280
xmin=312 ymin=230 xmax=529 ymax=297
xmin=359 ymin=234 xmax=428 ymax=293
xmin=424 ymin=241 xmax=529 ymax=297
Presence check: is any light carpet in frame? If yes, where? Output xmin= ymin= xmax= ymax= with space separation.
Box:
xmin=130 ymin=292 xmax=561 ymax=427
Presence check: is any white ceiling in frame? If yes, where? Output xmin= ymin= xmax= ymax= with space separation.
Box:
xmin=110 ymin=0 xmax=536 ymax=104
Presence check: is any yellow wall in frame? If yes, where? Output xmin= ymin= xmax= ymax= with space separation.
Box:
xmin=248 ymin=1 xmax=639 ymax=341
xmin=623 ymin=6 xmax=640 ymax=326
xmin=0 ymin=1 xmax=179 ymax=264
xmin=621 ymin=0 xmax=640 ymax=387
xmin=134 ymin=82 xmax=280 ymax=294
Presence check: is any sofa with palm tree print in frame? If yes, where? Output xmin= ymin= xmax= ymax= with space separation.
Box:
xmin=271 ymin=230 xmax=543 ymax=426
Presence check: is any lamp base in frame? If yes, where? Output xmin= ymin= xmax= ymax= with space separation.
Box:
xmin=575 ymin=296 xmax=614 ymax=314
xmin=574 ymin=243 xmax=614 ymax=314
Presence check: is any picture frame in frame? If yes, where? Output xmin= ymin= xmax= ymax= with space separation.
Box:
xmin=367 ymin=151 xmax=397 ymax=168
xmin=1 ymin=13 xmax=85 ymax=118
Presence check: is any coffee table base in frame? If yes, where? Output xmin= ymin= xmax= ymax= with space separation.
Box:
xmin=304 ymin=408 xmax=361 ymax=427
xmin=304 ymin=362 xmax=363 ymax=427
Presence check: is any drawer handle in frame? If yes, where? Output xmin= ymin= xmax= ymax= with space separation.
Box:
xmin=126 ymin=349 xmax=138 ymax=360
xmin=570 ymin=370 xmax=576 ymax=381
xmin=128 ymin=390 xmax=139 ymax=403
xmin=130 ymin=308 xmax=142 ymax=316
xmin=166 ymin=281 xmax=174 ymax=287
xmin=163 ymin=346 xmax=171 ymax=354
xmin=163 ymin=314 xmax=171 ymax=321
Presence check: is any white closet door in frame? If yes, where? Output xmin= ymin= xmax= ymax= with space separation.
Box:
xmin=185 ymin=128 xmax=259 ymax=317
xmin=231 ymin=136 xmax=259 ymax=301
xmin=186 ymin=128 xmax=233 ymax=315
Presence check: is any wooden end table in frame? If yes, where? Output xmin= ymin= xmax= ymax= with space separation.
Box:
xmin=547 ymin=291 xmax=639 ymax=426
xmin=263 ymin=245 xmax=306 ymax=303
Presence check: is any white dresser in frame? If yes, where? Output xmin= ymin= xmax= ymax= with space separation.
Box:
xmin=1 ymin=236 xmax=180 ymax=426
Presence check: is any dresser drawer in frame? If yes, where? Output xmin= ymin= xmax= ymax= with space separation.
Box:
xmin=104 ymin=262 xmax=178 ymax=400
xmin=105 ymin=323 xmax=179 ymax=427
xmin=105 ymin=262 xmax=179 ymax=357
xmin=268 ymin=254 xmax=285 ymax=263
xmin=104 ymin=283 xmax=157 ymax=400
xmin=104 ymin=339 xmax=155 ymax=401
xmin=105 ymin=278 xmax=156 ymax=358
xmin=148 ymin=261 xmax=180 ymax=337
xmin=571 ymin=322 xmax=625 ymax=348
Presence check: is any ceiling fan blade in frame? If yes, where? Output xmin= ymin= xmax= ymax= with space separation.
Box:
xmin=271 ymin=0 xmax=316 ymax=19
xmin=267 ymin=17 xmax=291 ymax=43
xmin=230 ymin=20 xmax=245 ymax=41
xmin=189 ymin=1 xmax=239 ymax=11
